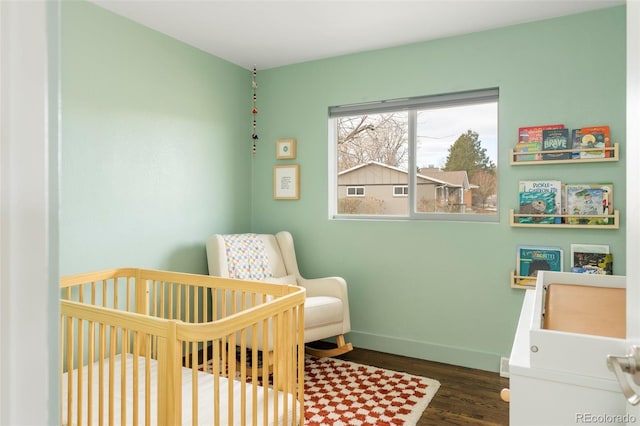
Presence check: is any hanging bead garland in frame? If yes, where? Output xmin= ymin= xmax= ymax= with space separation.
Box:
xmin=251 ymin=66 xmax=259 ymax=154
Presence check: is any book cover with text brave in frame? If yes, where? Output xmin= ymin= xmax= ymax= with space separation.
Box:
xmin=542 ymin=128 xmax=571 ymax=160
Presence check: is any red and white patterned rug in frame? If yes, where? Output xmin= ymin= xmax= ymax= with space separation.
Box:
xmin=200 ymin=353 xmax=440 ymax=425
xmin=304 ymin=355 xmax=440 ymax=426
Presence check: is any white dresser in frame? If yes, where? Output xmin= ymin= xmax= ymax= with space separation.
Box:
xmin=509 ymin=272 xmax=629 ymax=425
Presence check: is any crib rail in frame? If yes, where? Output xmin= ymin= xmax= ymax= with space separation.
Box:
xmin=60 ymin=268 xmax=305 ymax=425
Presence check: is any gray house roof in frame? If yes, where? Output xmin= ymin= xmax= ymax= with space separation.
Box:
xmin=418 ymin=168 xmax=473 ymax=190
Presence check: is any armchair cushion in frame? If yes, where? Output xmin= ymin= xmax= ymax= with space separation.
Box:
xmin=305 ymin=296 xmax=343 ymax=329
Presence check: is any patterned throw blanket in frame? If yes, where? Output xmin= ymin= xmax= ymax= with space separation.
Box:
xmin=221 ymin=233 xmax=273 ymax=280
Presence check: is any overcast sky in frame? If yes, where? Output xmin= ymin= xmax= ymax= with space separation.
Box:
xmin=416 ymin=102 xmax=498 ymax=169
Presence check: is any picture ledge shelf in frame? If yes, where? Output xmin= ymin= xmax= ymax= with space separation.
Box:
xmin=510 ymin=143 xmax=619 ymax=165
xmin=509 ymin=209 xmax=620 ymax=229
xmin=510 ymin=270 xmax=538 ymax=290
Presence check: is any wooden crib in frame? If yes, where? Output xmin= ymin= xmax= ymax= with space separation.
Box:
xmin=60 ymin=268 xmax=305 ymax=425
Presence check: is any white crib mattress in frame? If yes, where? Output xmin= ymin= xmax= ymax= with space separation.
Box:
xmin=62 ymin=353 xmax=298 ymax=425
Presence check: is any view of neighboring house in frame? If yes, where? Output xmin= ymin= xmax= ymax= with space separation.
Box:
xmin=337 ymin=161 xmax=476 ymax=215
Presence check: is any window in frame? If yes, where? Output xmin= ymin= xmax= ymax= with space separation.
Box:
xmin=393 ymin=186 xmax=408 ymax=197
xmin=330 ymin=88 xmax=498 ymax=221
xmin=347 ymin=186 xmax=365 ymax=197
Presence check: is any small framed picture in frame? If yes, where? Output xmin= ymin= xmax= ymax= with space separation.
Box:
xmin=276 ymin=138 xmax=297 ymax=159
xmin=274 ymin=165 xmax=300 ymax=200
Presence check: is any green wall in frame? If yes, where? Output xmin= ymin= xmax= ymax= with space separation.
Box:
xmin=61 ymin=3 xmax=626 ymax=371
xmin=61 ymin=1 xmax=252 ymax=275
xmin=251 ymin=7 xmax=626 ymax=370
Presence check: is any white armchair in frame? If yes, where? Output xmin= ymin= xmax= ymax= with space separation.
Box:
xmin=206 ymin=231 xmax=352 ymax=357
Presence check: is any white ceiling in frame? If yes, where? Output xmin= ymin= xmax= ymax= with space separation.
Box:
xmin=91 ymin=0 xmax=625 ymax=70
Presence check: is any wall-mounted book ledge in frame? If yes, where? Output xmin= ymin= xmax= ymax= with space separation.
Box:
xmin=510 ymin=270 xmax=538 ymax=290
xmin=509 ymin=209 xmax=619 ymax=229
xmin=510 ymin=143 xmax=619 ymax=165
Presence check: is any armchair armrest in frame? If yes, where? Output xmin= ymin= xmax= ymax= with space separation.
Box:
xmin=298 ymin=275 xmax=351 ymax=334
xmin=274 ymin=230 xmax=351 ymax=334
xmin=299 ymin=276 xmax=347 ymax=300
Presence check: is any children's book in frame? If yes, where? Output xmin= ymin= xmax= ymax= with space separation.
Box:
xmin=571 ymin=128 xmax=582 ymax=159
xmin=570 ymin=244 xmax=613 ymax=275
xmin=514 ymin=142 xmax=542 ymax=161
xmin=541 ymin=128 xmax=571 ymax=160
xmin=518 ymin=124 xmax=564 ymax=144
xmin=517 ymin=245 xmax=564 ymax=285
xmin=515 ymin=125 xmax=564 ymax=162
xmin=518 ymin=191 xmax=556 ymax=224
xmin=579 ymin=125 xmax=610 ymax=159
xmin=565 ymin=183 xmax=614 ymax=225
xmin=518 ymin=180 xmax=562 ymax=223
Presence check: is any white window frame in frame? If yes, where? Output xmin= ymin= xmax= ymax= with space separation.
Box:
xmin=328 ymin=88 xmax=499 ymax=222
xmin=346 ymin=186 xmax=365 ymax=197
xmin=393 ymin=185 xmax=409 ymax=197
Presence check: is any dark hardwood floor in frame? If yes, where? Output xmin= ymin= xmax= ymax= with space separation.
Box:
xmin=334 ymin=346 xmax=510 ymax=425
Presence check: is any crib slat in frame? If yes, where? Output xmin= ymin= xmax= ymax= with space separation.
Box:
xmin=145 ymin=342 xmax=151 ymax=426
xmin=77 ymin=318 xmax=84 ymax=425
xmin=212 ymin=339 xmax=221 ymax=426
xmin=108 ymin=325 xmax=116 ymax=426
xmin=185 ymin=282 xmax=189 ymax=322
xmin=99 ymin=322 xmax=105 ymax=425
xmin=120 ymin=328 xmax=127 ymax=425
xmin=126 ymin=276 xmax=132 ymax=312
xmin=88 ymin=319 xmax=95 ymax=425
xmin=134 ymin=276 xmax=148 ymax=317
xmin=113 ymin=279 xmax=118 ymax=312
xmin=132 ymin=331 xmax=139 ymax=426
xmin=228 ymin=341 xmax=234 ymax=424
xmin=65 ymin=316 xmax=73 ymax=426
xmin=261 ymin=315 xmax=270 ymax=426
xmin=249 ymin=330 xmax=258 ymax=426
